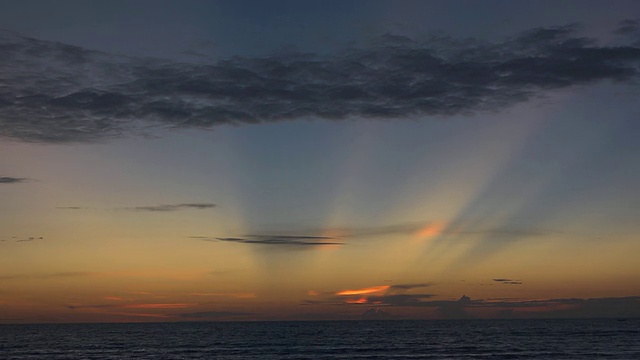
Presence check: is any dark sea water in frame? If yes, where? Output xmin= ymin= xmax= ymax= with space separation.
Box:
xmin=1 ymin=319 xmax=639 ymax=359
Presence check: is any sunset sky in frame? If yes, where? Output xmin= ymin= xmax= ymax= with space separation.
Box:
xmin=1 ymin=0 xmax=640 ymax=323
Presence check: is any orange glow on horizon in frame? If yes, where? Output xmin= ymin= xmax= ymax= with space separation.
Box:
xmin=346 ymin=297 xmax=369 ymax=304
xmin=336 ymin=285 xmax=390 ymax=296
xmin=106 ymin=312 xmax=172 ymax=319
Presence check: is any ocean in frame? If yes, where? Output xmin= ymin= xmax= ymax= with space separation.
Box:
xmin=1 ymin=319 xmax=639 ymax=359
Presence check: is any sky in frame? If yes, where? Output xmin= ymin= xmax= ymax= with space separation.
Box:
xmin=1 ymin=0 xmax=640 ymax=323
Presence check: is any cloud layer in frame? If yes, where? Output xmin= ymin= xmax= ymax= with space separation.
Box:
xmin=2 ymin=23 xmax=640 ymax=143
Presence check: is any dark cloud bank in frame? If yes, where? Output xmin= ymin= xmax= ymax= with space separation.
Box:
xmin=2 ymin=23 xmax=640 ymax=143
xmin=308 ymin=283 xmax=640 ymax=319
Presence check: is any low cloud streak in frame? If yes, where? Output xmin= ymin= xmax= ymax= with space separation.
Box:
xmin=0 ymin=177 xmax=29 ymax=184
xmin=493 ymin=278 xmax=524 ymax=285
xmin=0 ymin=271 xmax=91 ymax=281
xmin=55 ymin=203 xmax=216 ymax=212
xmin=193 ymin=234 xmax=343 ymax=246
xmin=121 ymin=203 xmax=216 ymax=212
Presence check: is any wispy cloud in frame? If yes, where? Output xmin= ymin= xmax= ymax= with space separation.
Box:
xmin=119 ymin=203 xmax=216 ymax=212
xmin=192 ymin=234 xmax=343 ymax=246
xmin=14 ymin=236 xmax=43 ymax=243
xmin=493 ymin=278 xmax=523 ymax=285
xmin=1 ymin=236 xmax=44 ymax=243
xmin=56 ymin=203 xmax=216 ymax=212
xmin=67 ymin=302 xmax=194 ymax=310
xmin=2 ymin=23 xmax=640 ymax=143
xmin=122 ymin=303 xmax=194 ymax=309
xmin=614 ymin=19 xmax=640 ymax=44
xmin=0 ymin=271 xmax=90 ymax=281
xmin=0 ymin=177 xmax=29 ymax=184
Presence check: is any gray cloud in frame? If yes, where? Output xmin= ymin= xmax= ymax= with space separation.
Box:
xmin=15 ymin=236 xmax=43 ymax=243
xmin=367 ymin=293 xmax=438 ymax=305
xmin=2 ymin=24 xmax=640 ymax=143
xmin=493 ymin=278 xmax=523 ymax=285
xmin=615 ymin=19 xmax=640 ymax=35
xmin=120 ymin=203 xmax=216 ymax=212
xmin=193 ymin=234 xmax=343 ymax=246
xmin=388 ymin=283 xmax=432 ymax=292
xmin=614 ymin=18 xmax=640 ymax=45
xmin=0 ymin=177 xmax=29 ymax=184
xmin=1 ymin=236 xmax=44 ymax=243
xmin=55 ymin=203 xmax=216 ymax=211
